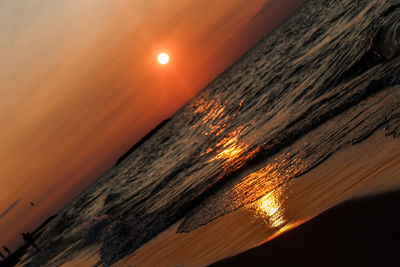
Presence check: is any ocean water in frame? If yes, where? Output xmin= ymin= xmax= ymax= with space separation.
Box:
xmin=24 ymin=0 xmax=400 ymax=266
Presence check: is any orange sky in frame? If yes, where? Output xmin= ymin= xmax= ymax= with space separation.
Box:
xmin=0 ymin=0 xmax=304 ymax=249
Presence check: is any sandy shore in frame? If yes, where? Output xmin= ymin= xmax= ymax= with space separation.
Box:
xmin=59 ymin=130 xmax=400 ymax=266
xmin=211 ymin=189 xmax=400 ymax=267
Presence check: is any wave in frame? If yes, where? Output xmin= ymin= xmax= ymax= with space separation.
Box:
xmin=376 ymin=20 xmax=400 ymax=59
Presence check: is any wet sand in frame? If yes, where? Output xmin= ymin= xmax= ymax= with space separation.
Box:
xmin=62 ymin=130 xmax=400 ymax=266
xmin=58 ymin=247 xmax=100 ymax=267
xmin=212 ymin=189 xmax=400 ymax=267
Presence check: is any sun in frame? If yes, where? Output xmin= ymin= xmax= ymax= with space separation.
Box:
xmin=157 ymin=53 xmax=170 ymax=65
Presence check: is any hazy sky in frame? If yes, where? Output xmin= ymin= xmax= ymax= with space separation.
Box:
xmin=0 ymin=0 xmax=304 ymax=249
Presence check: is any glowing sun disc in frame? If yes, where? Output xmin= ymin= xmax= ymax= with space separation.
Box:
xmin=157 ymin=53 xmax=170 ymax=65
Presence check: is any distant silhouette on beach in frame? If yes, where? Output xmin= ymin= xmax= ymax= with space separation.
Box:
xmin=0 ymin=216 xmax=56 ymax=266
xmin=22 ymin=232 xmax=39 ymax=251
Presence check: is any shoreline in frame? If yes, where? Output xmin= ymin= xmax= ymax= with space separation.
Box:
xmin=51 ymin=130 xmax=400 ymax=266
xmin=211 ymin=188 xmax=400 ymax=266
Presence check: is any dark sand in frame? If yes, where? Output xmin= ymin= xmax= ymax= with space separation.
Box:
xmin=211 ymin=189 xmax=400 ymax=267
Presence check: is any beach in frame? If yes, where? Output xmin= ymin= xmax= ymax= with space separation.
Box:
xmin=10 ymin=1 xmax=400 ymax=266
xmin=55 ymin=130 xmax=400 ymax=266
xmin=212 ymin=190 xmax=400 ymax=267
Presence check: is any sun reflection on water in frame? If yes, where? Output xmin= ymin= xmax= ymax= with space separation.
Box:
xmin=251 ymin=189 xmax=286 ymax=228
xmin=207 ymin=126 xmax=259 ymax=170
xmin=192 ymin=97 xmax=259 ymax=171
xmin=191 ymin=97 xmax=308 ymax=231
xmin=214 ymin=136 xmax=244 ymax=160
xmin=229 ymin=155 xmax=308 ymax=229
xmin=191 ymin=98 xmax=232 ymax=137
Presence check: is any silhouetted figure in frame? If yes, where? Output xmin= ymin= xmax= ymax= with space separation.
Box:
xmin=22 ymin=232 xmax=39 ymax=251
xmin=2 ymin=246 xmax=10 ymax=255
xmin=0 ymin=252 xmax=4 ymax=260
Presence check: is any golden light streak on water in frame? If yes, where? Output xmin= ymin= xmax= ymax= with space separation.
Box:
xmin=236 ymin=180 xmax=288 ymax=230
xmin=192 ymin=98 xmax=230 ymax=136
xmin=228 ymin=154 xmax=309 ymax=229
xmin=206 ymin=127 xmax=261 ymax=174
xmin=191 ymin=98 xmax=244 ymax=137
xmin=192 ymin=98 xmax=259 ymax=170
xmin=230 ymin=154 xmax=306 ymax=204
xmin=214 ymin=136 xmax=245 ymax=160
xmin=252 ymin=189 xmax=286 ymax=228
xmin=210 ymin=130 xmax=249 ymax=162
xmin=192 ymin=99 xmax=308 ymax=230
xmin=191 ymin=99 xmax=310 ymax=231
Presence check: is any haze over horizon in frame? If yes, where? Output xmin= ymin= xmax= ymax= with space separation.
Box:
xmin=0 ymin=0 xmax=304 ymax=249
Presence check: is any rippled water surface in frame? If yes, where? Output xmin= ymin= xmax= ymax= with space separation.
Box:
xmin=24 ymin=1 xmax=400 ymax=266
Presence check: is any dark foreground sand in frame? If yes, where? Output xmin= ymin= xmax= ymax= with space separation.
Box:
xmin=114 ymin=131 xmax=400 ymax=267
xmin=44 ymin=130 xmax=400 ymax=267
xmin=212 ymin=189 xmax=400 ymax=267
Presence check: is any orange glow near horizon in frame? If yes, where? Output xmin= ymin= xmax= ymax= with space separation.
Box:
xmin=0 ymin=0 xmax=306 ymax=249
xmin=0 ymin=0 xmax=269 ymax=249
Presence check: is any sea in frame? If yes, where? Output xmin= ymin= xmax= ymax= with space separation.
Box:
xmin=23 ymin=0 xmax=400 ymax=266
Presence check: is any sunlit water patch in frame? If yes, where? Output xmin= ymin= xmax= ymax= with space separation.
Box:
xmin=248 ymin=187 xmax=287 ymax=228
